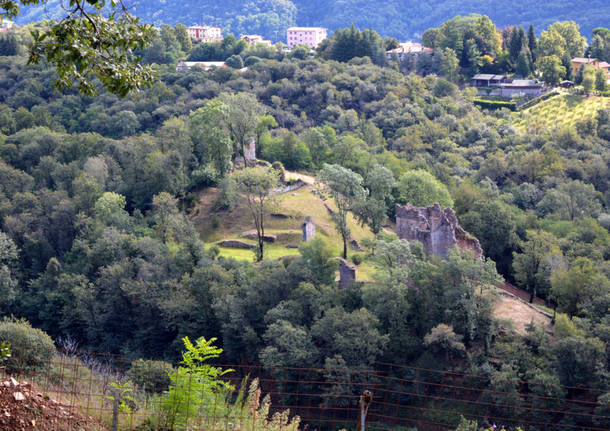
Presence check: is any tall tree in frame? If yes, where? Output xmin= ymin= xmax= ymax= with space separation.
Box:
xmin=536 ymin=55 xmax=566 ymax=85
xmin=528 ymin=24 xmax=538 ymax=62
xmin=439 ymin=47 xmax=460 ymax=82
xmin=219 ymin=93 xmax=265 ymax=167
xmin=233 ymin=166 xmax=280 ymax=261
xmin=513 ymin=230 xmax=559 ymax=302
xmin=317 ymin=164 xmax=366 ymax=258
xmin=189 ymin=99 xmax=233 ymax=177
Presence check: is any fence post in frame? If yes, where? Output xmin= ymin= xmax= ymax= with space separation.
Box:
xmin=112 ymin=386 xmax=119 ymax=431
xmin=357 ymin=390 xmax=373 ymax=431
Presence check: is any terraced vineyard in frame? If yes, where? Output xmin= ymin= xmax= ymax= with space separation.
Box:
xmin=513 ymin=93 xmax=610 ymax=133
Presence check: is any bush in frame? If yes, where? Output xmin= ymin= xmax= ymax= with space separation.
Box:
xmin=128 ymin=359 xmax=174 ymax=393
xmin=271 ymin=161 xmax=286 ymax=182
xmin=225 ymin=54 xmax=244 ymax=69
xmin=0 ymin=318 xmax=55 ymax=373
xmin=215 ymin=177 xmax=237 ymax=210
xmin=190 ymin=166 xmax=219 ymax=189
xmin=212 ymin=215 xmax=221 ymax=229
xmin=351 ymin=253 xmax=364 ymax=266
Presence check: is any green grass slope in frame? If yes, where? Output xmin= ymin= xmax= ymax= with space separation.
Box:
xmin=512 ymin=93 xmax=610 ymax=133
xmin=190 ymin=183 xmax=374 ymax=263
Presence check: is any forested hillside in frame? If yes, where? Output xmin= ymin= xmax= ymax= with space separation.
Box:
xmin=0 ymin=13 xmax=609 ymax=430
xmin=15 ymin=0 xmax=610 ymax=41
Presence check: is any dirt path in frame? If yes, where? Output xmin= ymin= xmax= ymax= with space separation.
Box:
xmin=493 ymin=290 xmax=553 ymax=336
xmin=285 ymin=171 xmax=315 ymax=184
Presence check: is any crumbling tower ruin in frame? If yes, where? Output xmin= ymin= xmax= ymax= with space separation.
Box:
xmin=395 ymin=203 xmax=482 ymax=259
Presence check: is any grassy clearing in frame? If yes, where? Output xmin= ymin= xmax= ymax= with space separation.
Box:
xmin=193 ymin=183 xmax=374 ymax=263
xmin=512 ymin=93 xmax=610 ymax=133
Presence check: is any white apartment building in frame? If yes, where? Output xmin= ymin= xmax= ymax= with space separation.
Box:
xmin=286 ymin=27 xmax=327 ymax=48
xmin=187 ymin=25 xmax=222 ymax=42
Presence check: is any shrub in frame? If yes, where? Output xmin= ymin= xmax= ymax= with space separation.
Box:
xmin=0 ymin=318 xmax=55 ymax=373
xmin=215 ymin=177 xmax=237 ymax=210
xmin=161 ymin=337 xmax=233 ymax=429
xmin=225 ymin=54 xmax=244 ymax=69
xmin=128 ymin=359 xmax=174 ymax=393
xmin=212 ymin=215 xmax=221 ymax=229
xmin=271 ymin=161 xmax=286 ymax=182
xmin=190 ymin=165 xmax=218 ymax=189
xmin=351 ymin=253 xmax=364 ymax=266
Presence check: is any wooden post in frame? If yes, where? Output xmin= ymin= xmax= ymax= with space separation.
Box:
xmin=112 ymin=387 xmax=118 ymax=431
xmin=356 ymin=390 xmax=372 ymax=431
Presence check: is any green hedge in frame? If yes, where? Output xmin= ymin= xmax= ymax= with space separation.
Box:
xmin=473 ymin=99 xmax=517 ymax=111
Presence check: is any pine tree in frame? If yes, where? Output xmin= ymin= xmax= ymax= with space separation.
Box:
xmin=508 ymin=26 xmax=523 ymax=63
xmin=516 ymin=51 xmax=531 ymax=77
xmin=528 ymin=24 xmax=537 ymax=62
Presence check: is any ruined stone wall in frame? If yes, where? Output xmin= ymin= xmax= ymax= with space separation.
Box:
xmin=335 ymin=258 xmax=356 ymax=289
xmin=395 ymin=203 xmax=482 ymax=259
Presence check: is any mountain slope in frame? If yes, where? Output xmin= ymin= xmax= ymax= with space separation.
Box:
xmin=15 ymin=0 xmax=608 ymax=41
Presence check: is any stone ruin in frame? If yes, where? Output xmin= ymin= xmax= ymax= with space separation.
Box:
xmin=335 ymin=257 xmax=356 ymax=289
xmin=395 ymin=203 xmax=483 ymax=259
xmin=302 ymin=216 xmax=315 ymax=242
xmin=245 ymin=136 xmax=256 ymax=162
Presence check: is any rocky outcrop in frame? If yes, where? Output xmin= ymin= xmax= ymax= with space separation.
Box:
xmin=395 ymin=203 xmax=482 ymax=259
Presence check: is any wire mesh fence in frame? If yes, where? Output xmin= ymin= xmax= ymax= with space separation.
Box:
xmin=1 ymin=349 xmax=608 ymax=431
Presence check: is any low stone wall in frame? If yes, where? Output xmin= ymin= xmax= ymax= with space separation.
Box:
xmin=217 ymin=240 xmax=256 ymax=249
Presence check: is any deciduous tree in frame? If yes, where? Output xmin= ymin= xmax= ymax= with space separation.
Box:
xmin=233 ymin=166 xmax=280 ymax=261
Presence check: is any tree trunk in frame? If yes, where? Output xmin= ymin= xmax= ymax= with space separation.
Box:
xmin=343 ymin=235 xmax=347 ymax=259
xmin=241 ymin=137 xmax=248 ymax=168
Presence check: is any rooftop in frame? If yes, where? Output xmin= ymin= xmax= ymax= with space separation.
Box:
xmin=287 ymin=27 xmax=327 ymax=31
xmin=472 ymin=74 xmax=506 ymax=80
xmin=572 ymin=57 xmax=597 ymax=63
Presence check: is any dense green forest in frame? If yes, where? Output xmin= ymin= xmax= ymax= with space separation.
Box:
xmin=0 ymin=13 xmax=609 ymax=430
xmin=15 ymin=0 xmax=610 ymax=41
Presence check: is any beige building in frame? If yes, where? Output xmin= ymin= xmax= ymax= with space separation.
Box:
xmin=187 ymin=25 xmax=222 ymax=42
xmin=286 ymin=27 xmax=327 ymax=48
